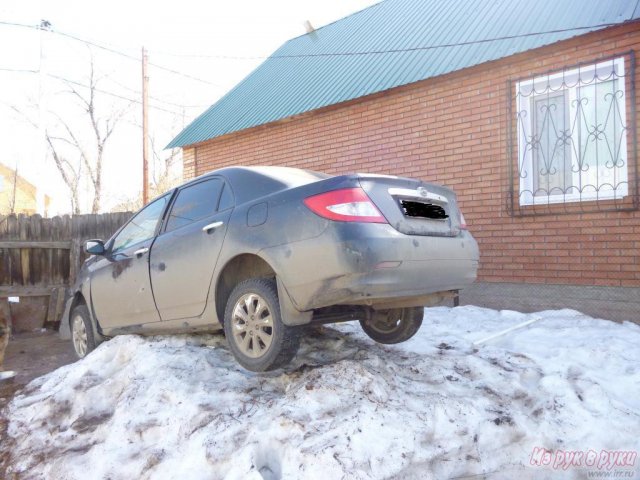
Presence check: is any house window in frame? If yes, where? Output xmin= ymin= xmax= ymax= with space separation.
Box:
xmin=515 ymin=56 xmax=629 ymax=206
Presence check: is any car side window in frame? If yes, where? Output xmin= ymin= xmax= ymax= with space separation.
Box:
xmin=218 ymin=182 xmax=234 ymax=211
xmin=112 ymin=195 xmax=169 ymax=253
xmin=165 ymin=178 xmax=224 ymax=233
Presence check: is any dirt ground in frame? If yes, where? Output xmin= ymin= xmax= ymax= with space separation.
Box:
xmin=0 ymin=330 xmax=76 ymax=406
xmin=0 ymin=330 xmax=76 ymax=477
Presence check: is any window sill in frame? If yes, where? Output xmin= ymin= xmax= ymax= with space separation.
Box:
xmin=519 ymin=190 xmax=629 ymax=207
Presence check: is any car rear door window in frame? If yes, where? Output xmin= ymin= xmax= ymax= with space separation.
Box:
xmin=218 ymin=183 xmax=234 ymax=211
xmin=165 ymin=178 xmax=224 ymax=232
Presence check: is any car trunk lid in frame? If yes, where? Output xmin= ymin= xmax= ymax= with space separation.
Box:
xmin=358 ymin=174 xmax=462 ymax=237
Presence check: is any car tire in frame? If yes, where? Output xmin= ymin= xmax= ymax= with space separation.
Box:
xmin=70 ymin=304 xmax=98 ymax=358
xmin=223 ymin=278 xmax=300 ymax=372
xmin=359 ymin=307 xmax=424 ymax=344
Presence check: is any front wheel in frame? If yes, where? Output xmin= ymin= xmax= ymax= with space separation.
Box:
xmin=359 ymin=307 xmax=424 ymax=344
xmin=70 ymin=305 xmax=98 ymax=358
xmin=223 ymin=278 xmax=300 ymax=372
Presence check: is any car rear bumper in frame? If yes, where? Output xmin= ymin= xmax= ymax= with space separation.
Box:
xmin=261 ymin=222 xmax=479 ymax=312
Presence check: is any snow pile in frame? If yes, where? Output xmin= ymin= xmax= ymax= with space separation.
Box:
xmin=4 ymin=306 xmax=640 ymax=479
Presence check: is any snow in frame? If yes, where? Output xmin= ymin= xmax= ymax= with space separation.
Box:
xmin=3 ymin=306 xmax=640 ymax=479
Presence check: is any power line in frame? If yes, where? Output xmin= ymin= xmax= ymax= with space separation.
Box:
xmin=1 ymin=19 xmax=632 ymax=64
xmin=0 ymin=67 xmax=39 ymax=73
xmin=151 ymin=50 xmax=265 ymax=61
xmin=58 ymin=35 xmax=210 ymax=110
xmin=0 ymin=20 xmax=223 ymax=87
xmin=0 ymin=62 xmax=192 ymax=115
xmin=1 ymin=17 xmax=635 ymax=113
xmin=272 ymin=22 xmax=631 ymax=58
xmin=148 ymin=22 xmax=631 ymax=60
xmin=103 ymin=74 xmax=209 ymax=109
xmin=46 ymin=73 xmax=184 ymax=115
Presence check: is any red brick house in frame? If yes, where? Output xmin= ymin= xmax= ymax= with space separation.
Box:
xmin=169 ymin=0 xmax=640 ymax=321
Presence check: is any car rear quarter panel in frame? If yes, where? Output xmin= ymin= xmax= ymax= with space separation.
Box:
xmin=214 ymin=174 xmax=361 ymax=268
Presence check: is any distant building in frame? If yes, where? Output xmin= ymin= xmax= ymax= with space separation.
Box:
xmin=169 ymin=0 xmax=640 ymax=320
xmin=0 ymin=163 xmax=51 ymax=216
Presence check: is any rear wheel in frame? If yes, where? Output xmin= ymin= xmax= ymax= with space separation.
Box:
xmin=223 ymin=278 xmax=300 ymax=372
xmin=359 ymin=307 xmax=423 ymax=344
xmin=71 ymin=305 xmax=98 ymax=358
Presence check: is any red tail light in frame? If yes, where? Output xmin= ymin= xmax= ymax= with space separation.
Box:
xmin=459 ymin=211 xmax=468 ymax=229
xmin=304 ymin=188 xmax=387 ymax=223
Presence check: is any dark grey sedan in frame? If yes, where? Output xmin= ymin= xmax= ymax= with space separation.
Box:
xmin=61 ymin=166 xmax=478 ymax=371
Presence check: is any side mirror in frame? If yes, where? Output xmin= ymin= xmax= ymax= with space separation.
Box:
xmin=85 ymin=239 xmax=106 ymax=255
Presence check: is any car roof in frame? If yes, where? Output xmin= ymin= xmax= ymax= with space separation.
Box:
xmin=182 ymin=166 xmax=332 ymax=205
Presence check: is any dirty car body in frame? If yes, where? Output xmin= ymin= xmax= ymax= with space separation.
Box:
xmin=62 ymin=166 xmax=479 ymax=371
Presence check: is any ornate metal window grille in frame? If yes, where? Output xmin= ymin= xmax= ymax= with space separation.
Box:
xmin=508 ymin=52 xmax=638 ymax=215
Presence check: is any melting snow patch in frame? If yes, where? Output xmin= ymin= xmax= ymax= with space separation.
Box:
xmin=3 ymin=306 xmax=640 ymax=479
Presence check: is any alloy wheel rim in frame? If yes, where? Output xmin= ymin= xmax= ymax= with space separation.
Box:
xmin=231 ymin=293 xmax=274 ymax=358
xmin=72 ymin=315 xmax=88 ymax=357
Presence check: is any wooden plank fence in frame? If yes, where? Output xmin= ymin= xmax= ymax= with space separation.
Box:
xmin=0 ymin=212 xmax=132 ymax=331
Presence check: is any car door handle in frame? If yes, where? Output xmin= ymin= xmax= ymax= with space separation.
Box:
xmin=134 ymin=247 xmax=149 ymax=257
xmin=202 ymin=221 xmax=224 ymax=232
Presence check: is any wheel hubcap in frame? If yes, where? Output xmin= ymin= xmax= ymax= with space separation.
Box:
xmin=231 ymin=293 xmax=274 ymax=358
xmin=368 ymin=309 xmax=403 ymax=333
xmin=72 ymin=315 xmax=88 ymax=357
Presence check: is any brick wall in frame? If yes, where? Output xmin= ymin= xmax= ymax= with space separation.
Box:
xmin=182 ymin=148 xmax=196 ymax=182
xmin=185 ymin=23 xmax=640 ymax=289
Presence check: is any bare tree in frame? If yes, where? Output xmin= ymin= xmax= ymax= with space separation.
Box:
xmin=45 ymin=134 xmax=82 ymax=214
xmin=7 ymin=165 xmax=19 ymax=215
xmin=6 ymin=56 xmax=128 ymax=214
xmin=150 ymin=136 xmax=181 ymax=195
xmin=46 ymin=57 xmax=128 ymax=213
xmin=8 ymin=104 xmax=82 ymax=214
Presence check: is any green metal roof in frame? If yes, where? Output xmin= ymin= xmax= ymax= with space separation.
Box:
xmin=168 ymin=0 xmax=640 ymax=149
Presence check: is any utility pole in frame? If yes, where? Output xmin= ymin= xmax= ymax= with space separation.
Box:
xmin=142 ymin=47 xmax=149 ymax=205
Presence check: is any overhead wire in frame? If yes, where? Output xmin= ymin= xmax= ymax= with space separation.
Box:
xmin=101 ymin=74 xmax=209 ymax=109
xmin=1 ymin=17 xmax=637 ymax=114
xmin=0 ymin=66 xmax=195 ymax=115
xmin=0 ymin=20 xmax=222 ymax=87
xmin=53 ymin=33 xmax=209 ymax=111
xmin=0 ymin=67 xmax=40 ymax=73
xmin=148 ymin=22 xmax=630 ymax=59
xmin=0 ymin=68 xmax=188 ymax=116
xmin=1 ymin=19 xmax=633 ymax=62
xmin=46 ymin=73 xmax=184 ymax=115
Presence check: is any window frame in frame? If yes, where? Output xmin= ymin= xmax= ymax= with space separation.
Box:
xmin=109 ymin=192 xmax=173 ymax=254
xmin=161 ymin=176 xmax=229 ymax=235
xmin=516 ymin=56 xmax=629 ymax=206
